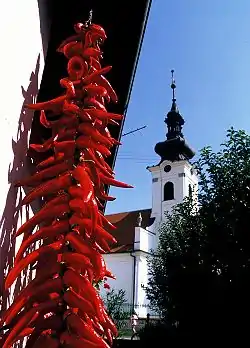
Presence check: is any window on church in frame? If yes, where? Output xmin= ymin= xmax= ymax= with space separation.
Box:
xmin=189 ymin=184 xmax=192 ymax=197
xmin=164 ymin=181 xmax=174 ymax=201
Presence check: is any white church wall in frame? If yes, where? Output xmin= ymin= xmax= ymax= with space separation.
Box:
xmin=134 ymin=253 xmax=150 ymax=318
xmin=134 ymin=227 xmax=155 ymax=253
xmin=101 ymin=253 xmax=134 ymax=303
xmin=148 ymin=159 xmax=198 ymax=222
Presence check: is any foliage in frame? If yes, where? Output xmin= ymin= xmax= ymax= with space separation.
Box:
xmin=146 ymin=128 xmax=250 ymax=342
xmin=139 ymin=321 xmax=177 ymax=344
xmin=103 ymin=289 xmax=130 ymax=334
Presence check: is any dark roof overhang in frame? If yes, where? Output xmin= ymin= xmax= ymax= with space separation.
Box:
xmin=29 ymin=0 xmax=152 ymax=211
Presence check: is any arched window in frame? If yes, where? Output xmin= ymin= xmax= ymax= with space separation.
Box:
xmin=189 ymin=184 xmax=192 ymax=197
xmin=164 ymin=181 xmax=174 ymax=201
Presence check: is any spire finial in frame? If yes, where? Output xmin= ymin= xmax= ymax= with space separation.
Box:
xmin=137 ymin=212 xmax=142 ymax=227
xmin=171 ymin=69 xmax=176 ymax=102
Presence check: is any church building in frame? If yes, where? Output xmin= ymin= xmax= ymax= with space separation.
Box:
xmin=100 ymin=71 xmax=198 ymax=317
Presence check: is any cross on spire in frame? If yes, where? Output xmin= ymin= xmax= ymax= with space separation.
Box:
xmin=171 ymin=69 xmax=176 ymax=102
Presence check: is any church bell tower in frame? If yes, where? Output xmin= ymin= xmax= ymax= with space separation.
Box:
xmin=147 ymin=70 xmax=198 ymax=223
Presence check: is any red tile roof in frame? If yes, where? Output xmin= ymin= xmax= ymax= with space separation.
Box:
xmin=104 ymin=209 xmax=152 ymax=253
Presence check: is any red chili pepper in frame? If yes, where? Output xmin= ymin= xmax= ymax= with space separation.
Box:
xmin=83 ymin=148 xmax=114 ymax=176
xmin=72 ymin=165 xmax=94 ymax=202
xmin=25 ymin=95 xmax=66 ymax=112
xmin=82 ymin=47 xmax=103 ymax=59
xmin=29 ymin=136 xmax=55 ymax=153
xmin=89 ymin=23 xmax=107 ymax=40
xmin=99 ymin=126 xmax=122 ymax=145
xmin=60 ymin=78 xmax=76 ymax=98
xmin=57 ymin=34 xmax=81 ymax=52
xmin=66 ymin=313 xmax=109 ymax=347
xmin=22 ymin=172 xmax=72 ymax=205
xmin=67 ymin=56 xmax=88 ymax=80
xmin=57 ymin=128 xmax=77 ymax=141
xmin=2 ymin=306 xmax=38 ymax=348
xmin=62 ymin=41 xmax=83 ymax=59
xmin=38 ymin=314 xmax=64 ymax=331
xmin=26 ymin=278 xmax=63 ymax=308
xmin=63 ymin=271 xmax=105 ymax=323
xmin=5 ymin=240 xmax=64 ymax=289
xmin=91 ymin=68 xmax=118 ymax=103
xmin=99 ymin=213 xmax=117 ymax=230
xmin=101 ymin=309 xmax=118 ymax=337
xmin=61 ymin=252 xmax=92 ymax=270
xmin=99 ymin=172 xmax=134 ymax=188
xmin=64 ymin=270 xmax=106 ymax=320
xmin=15 ymin=161 xmax=72 ymax=187
xmin=89 ymin=56 xmax=102 ymax=70
xmin=54 ymin=140 xmax=76 ymax=158
xmin=54 ymin=114 xmax=79 ymax=129
xmin=2 ymin=262 xmax=61 ymax=326
xmin=84 ymin=97 xmax=107 ymax=111
xmin=97 ymin=237 xmax=111 ymax=253
xmin=65 ymin=233 xmax=106 ymax=281
xmin=83 ymin=84 xmax=108 ymax=98
xmin=15 ymin=220 xmax=69 ymax=264
xmin=36 ymin=153 xmax=65 ymax=170
xmin=80 ymin=108 xmax=123 ymax=121
xmin=65 ymin=231 xmax=93 ymax=255
xmin=72 ymin=216 xmax=116 ymax=244
xmin=78 ymin=108 xmax=93 ymax=122
xmin=78 ymin=123 xmax=112 ymax=147
xmin=95 ymin=186 xmax=116 ymax=202
xmin=69 ymin=198 xmax=88 ymax=215
xmin=15 ymin=203 xmax=70 ymax=237
xmin=62 ymin=99 xmax=80 ymax=115
xmin=85 ymin=161 xmax=101 ymax=188
xmin=108 ymin=118 xmax=120 ymax=126
xmin=88 ymin=316 xmax=105 ymax=336
xmin=63 ymin=288 xmax=96 ymax=317
xmin=68 ymin=195 xmax=99 ymax=232
xmin=2 ymin=19 xmax=136 ymax=348
xmin=74 ymin=22 xmax=85 ymax=34
xmin=60 ymin=331 xmax=99 ymax=348
xmin=40 ymin=110 xmax=54 ymax=128
xmin=76 ymin=136 xmax=111 ymax=157
xmin=104 ymin=269 xmax=116 ymax=280
xmin=82 ymin=66 xmax=112 ymax=85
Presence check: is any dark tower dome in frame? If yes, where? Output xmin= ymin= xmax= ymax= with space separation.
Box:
xmin=154 ymin=70 xmax=195 ymax=162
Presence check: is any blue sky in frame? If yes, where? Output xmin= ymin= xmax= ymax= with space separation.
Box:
xmin=106 ymin=0 xmax=250 ymax=214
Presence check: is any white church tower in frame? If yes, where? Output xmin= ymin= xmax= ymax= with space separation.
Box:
xmin=147 ymin=70 xmax=198 ymax=232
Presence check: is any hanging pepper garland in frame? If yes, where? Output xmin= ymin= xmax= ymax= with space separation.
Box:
xmin=1 ymin=12 xmax=133 ymax=348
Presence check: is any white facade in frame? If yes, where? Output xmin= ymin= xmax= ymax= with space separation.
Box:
xmin=101 ymin=226 xmax=155 ymax=317
xmin=0 ymin=1 xmax=51 ymax=311
xmin=147 ymin=159 xmax=198 ymax=235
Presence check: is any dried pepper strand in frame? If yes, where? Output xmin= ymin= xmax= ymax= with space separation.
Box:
xmin=1 ymin=15 xmax=133 ymax=348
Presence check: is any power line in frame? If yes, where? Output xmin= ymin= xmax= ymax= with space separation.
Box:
xmin=121 ymin=125 xmax=147 ymax=137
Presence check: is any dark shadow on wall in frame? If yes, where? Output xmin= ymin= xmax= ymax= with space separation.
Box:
xmin=0 ymin=55 xmax=41 ymax=316
xmin=37 ymin=0 xmax=54 ymax=57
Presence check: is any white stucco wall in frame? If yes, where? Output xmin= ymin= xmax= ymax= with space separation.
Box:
xmin=0 ymin=0 xmax=50 ymax=312
xmin=148 ymin=160 xmax=198 ymax=222
xmin=133 ymin=253 xmax=150 ymax=317
xmin=134 ymin=227 xmax=155 ymax=253
xmin=101 ymin=253 xmax=134 ymax=303
xmin=102 ymin=250 xmax=153 ymax=318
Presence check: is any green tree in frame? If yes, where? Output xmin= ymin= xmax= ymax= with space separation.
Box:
xmin=103 ymin=288 xmax=130 ymax=334
xmin=146 ymin=128 xmax=250 ymax=342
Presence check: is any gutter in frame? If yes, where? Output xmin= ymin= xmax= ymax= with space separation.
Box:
xmin=130 ymin=251 xmax=136 ymax=311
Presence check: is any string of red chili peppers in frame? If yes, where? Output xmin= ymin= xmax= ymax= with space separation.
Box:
xmin=0 ymin=12 xmax=133 ymax=348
